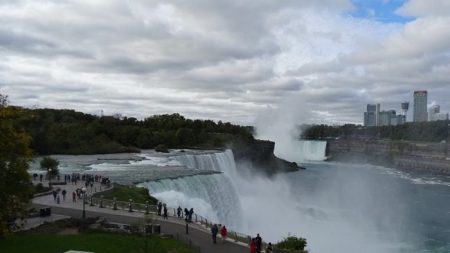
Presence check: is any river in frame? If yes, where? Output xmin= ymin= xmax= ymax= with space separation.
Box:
xmin=29 ymin=142 xmax=450 ymax=253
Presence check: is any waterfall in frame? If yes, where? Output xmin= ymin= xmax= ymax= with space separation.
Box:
xmin=139 ymin=150 xmax=243 ymax=229
xmin=274 ymin=140 xmax=327 ymax=162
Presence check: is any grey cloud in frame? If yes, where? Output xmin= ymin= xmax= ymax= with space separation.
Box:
xmin=396 ymin=0 xmax=450 ymax=17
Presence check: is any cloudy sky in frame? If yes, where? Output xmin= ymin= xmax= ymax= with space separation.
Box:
xmin=1 ymin=0 xmax=449 ymax=125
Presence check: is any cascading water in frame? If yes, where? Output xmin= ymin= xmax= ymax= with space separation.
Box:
xmin=139 ymin=150 xmax=243 ymax=230
xmin=274 ymin=139 xmax=327 ymax=162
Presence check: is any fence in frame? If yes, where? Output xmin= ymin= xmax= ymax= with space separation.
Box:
xmin=86 ymin=196 xmax=254 ymax=245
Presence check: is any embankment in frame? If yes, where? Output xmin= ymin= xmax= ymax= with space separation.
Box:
xmin=326 ymin=139 xmax=450 ymax=175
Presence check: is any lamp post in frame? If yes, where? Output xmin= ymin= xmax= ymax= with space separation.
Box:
xmin=48 ymin=168 xmax=52 ymax=188
xmin=82 ymin=187 xmax=87 ymax=220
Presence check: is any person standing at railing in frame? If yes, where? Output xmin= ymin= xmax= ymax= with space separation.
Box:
xmin=211 ymin=224 xmax=219 ymax=244
xmin=184 ymin=208 xmax=189 ymax=221
xmin=189 ymin=208 xmax=194 ymax=222
xmin=266 ymin=242 xmax=273 ymax=253
xmin=220 ymin=225 xmax=227 ymax=243
xmin=163 ymin=204 xmax=168 ymax=219
xmin=255 ymin=233 xmax=262 ymax=253
xmin=157 ymin=202 xmax=162 ymax=216
xmin=249 ymin=238 xmax=257 ymax=253
xmin=177 ymin=206 xmax=182 ymax=218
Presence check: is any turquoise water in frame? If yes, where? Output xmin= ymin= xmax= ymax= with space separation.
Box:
xmin=284 ymin=162 xmax=450 ymax=253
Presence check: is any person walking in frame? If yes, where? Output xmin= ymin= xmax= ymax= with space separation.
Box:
xmin=52 ymin=190 xmax=57 ymax=202
xmin=72 ymin=191 xmax=76 ymax=203
xmin=211 ymin=224 xmax=219 ymax=244
xmin=61 ymin=189 xmax=67 ymax=201
xmin=220 ymin=225 xmax=228 ymax=243
xmin=255 ymin=233 xmax=262 ymax=253
xmin=249 ymin=238 xmax=257 ymax=253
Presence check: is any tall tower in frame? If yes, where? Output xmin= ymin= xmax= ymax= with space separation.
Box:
xmin=413 ymin=90 xmax=428 ymax=122
xmin=376 ymin=103 xmax=380 ymax=126
xmin=401 ymin=102 xmax=409 ymax=121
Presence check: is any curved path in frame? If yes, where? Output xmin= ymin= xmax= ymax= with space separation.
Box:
xmin=32 ymin=179 xmax=249 ymax=253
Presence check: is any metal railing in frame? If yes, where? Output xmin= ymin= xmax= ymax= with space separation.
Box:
xmin=86 ymin=196 xmax=255 ymax=245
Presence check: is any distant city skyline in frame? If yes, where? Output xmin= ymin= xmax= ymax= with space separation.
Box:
xmin=364 ymin=89 xmax=448 ymax=126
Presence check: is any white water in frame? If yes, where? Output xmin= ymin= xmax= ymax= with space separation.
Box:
xmin=139 ymin=150 xmax=243 ymax=230
xmin=274 ymin=140 xmax=327 ymax=162
xmin=139 ymin=147 xmax=426 ymax=253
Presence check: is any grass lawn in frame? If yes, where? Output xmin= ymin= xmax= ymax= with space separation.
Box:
xmin=0 ymin=232 xmax=196 ymax=253
xmin=93 ymin=183 xmax=158 ymax=204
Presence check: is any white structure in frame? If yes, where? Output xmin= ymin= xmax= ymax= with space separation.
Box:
xmin=429 ymin=105 xmax=449 ymax=121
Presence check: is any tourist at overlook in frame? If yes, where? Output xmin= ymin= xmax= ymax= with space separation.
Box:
xmin=266 ymin=242 xmax=273 ymax=253
xmin=220 ymin=225 xmax=227 ymax=243
xmin=249 ymin=238 xmax=257 ymax=253
xmin=163 ymin=204 xmax=168 ymax=219
xmin=255 ymin=233 xmax=262 ymax=253
xmin=177 ymin=206 xmax=182 ymax=218
xmin=157 ymin=202 xmax=162 ymax=216
xmin=184 ymin=208 xmax=189 ymax=221
xmin=211 ymin=224 xmax=219 ymax=244
xmin=61 ymin=189 xmax=66 ymax=201
xmin=189 ymin=208 xmax=194 ymax=222
xmin=52 ymin=190 xmax=57 ymax=202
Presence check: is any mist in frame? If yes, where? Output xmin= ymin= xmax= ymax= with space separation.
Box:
xmin=246 ymin=95 xmax=416 ymax=252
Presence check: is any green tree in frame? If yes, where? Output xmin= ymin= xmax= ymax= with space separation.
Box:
xmin=276 ymin=236 xmax=308 ymax=252
xmin=40 ymin=156 xmax=59 ymax=179
xmin=0 ymin=95 xmax=33 ymax=237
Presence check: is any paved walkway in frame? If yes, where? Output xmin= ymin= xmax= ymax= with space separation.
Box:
xmin=32 ymin=178 xmax=249 ymax=253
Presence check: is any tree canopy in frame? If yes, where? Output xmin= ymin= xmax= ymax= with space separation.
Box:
xmin=0 ymin=96 xmax=33 ymax=237
xmin=11 ymin=108 xmax=254 ymax=155
xmin=40 ymin=156 xmax=59 ymax=178
xmin=301 ymin=121 xmax=450 ymax=143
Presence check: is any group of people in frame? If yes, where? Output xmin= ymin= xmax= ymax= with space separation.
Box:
xmin=249 ymin=234 xmax=273 ymax=253
xmin=156 ymin=202 xmax=169 ymax=219
xmin=210 ymin=224 xmax=228 ymax=244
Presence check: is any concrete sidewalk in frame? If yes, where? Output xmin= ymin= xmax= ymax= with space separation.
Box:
xmin=32 ymin=178 xmax=249 ymax=253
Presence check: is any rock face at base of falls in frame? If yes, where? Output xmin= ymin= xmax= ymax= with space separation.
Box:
xmin=231 ymin=139 xmax=302 ymax=175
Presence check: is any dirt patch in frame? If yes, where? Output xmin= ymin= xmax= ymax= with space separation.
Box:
xmin=58 ymin=228 xmax=79 ymax=235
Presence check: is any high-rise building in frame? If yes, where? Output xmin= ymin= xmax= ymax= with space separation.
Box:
xmin=376 ymin=103 xmax=380 ymax=126
xmin=364 ymin=104 xmax=377 ymax=126
xmin=379 ymin=110 xmax=397 ymax=126
xmin=429 ymin=105 xmax=449 ymax=121
xmin=401 ymin=102 xmax=409 ymax=121
xmin=413 ymin=90 xmax=428 ymax=122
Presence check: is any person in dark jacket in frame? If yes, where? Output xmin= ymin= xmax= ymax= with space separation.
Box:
xmin=184 ymin=208 xmax=189 ymax=221
xmin=255 ymin=233 xmax=262 ymax=253
xmin=211 ymin=224 xmax=219 ymax=244
xmin=177 ymin=206 xmax=182 ymax=218
xmin=157 ymin=202 xmax=162 ymax=216
xmin=189 ymin=208 xmax=194 ymax=222
xmin=163 ymin=204 xmax=168 ymax=219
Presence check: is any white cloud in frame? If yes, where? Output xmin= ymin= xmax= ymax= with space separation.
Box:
xmin=0 ymin=0 xmax=449 ymax=126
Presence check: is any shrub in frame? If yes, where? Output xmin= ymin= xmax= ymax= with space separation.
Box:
xmin=276 ymin=236 xmax=308 ymax=252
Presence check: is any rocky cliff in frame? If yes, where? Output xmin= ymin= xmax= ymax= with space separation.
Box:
xmin=327 ymin=139 xmax=450 ymax=175
xmin=231 ymin=139 xmax=301 ymax=175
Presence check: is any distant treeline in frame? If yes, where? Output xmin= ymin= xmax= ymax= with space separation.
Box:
xmin=302 ymin=120 xmax=450 ymax=142
xmin=10 ymin=107 xmax=254 ymax=155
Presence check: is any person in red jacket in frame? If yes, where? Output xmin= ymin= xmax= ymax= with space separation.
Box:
xmin=220 ymin=225 xmax=227 ymax=243
xmin=249 ymin=238 xmax=257 ymax=253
